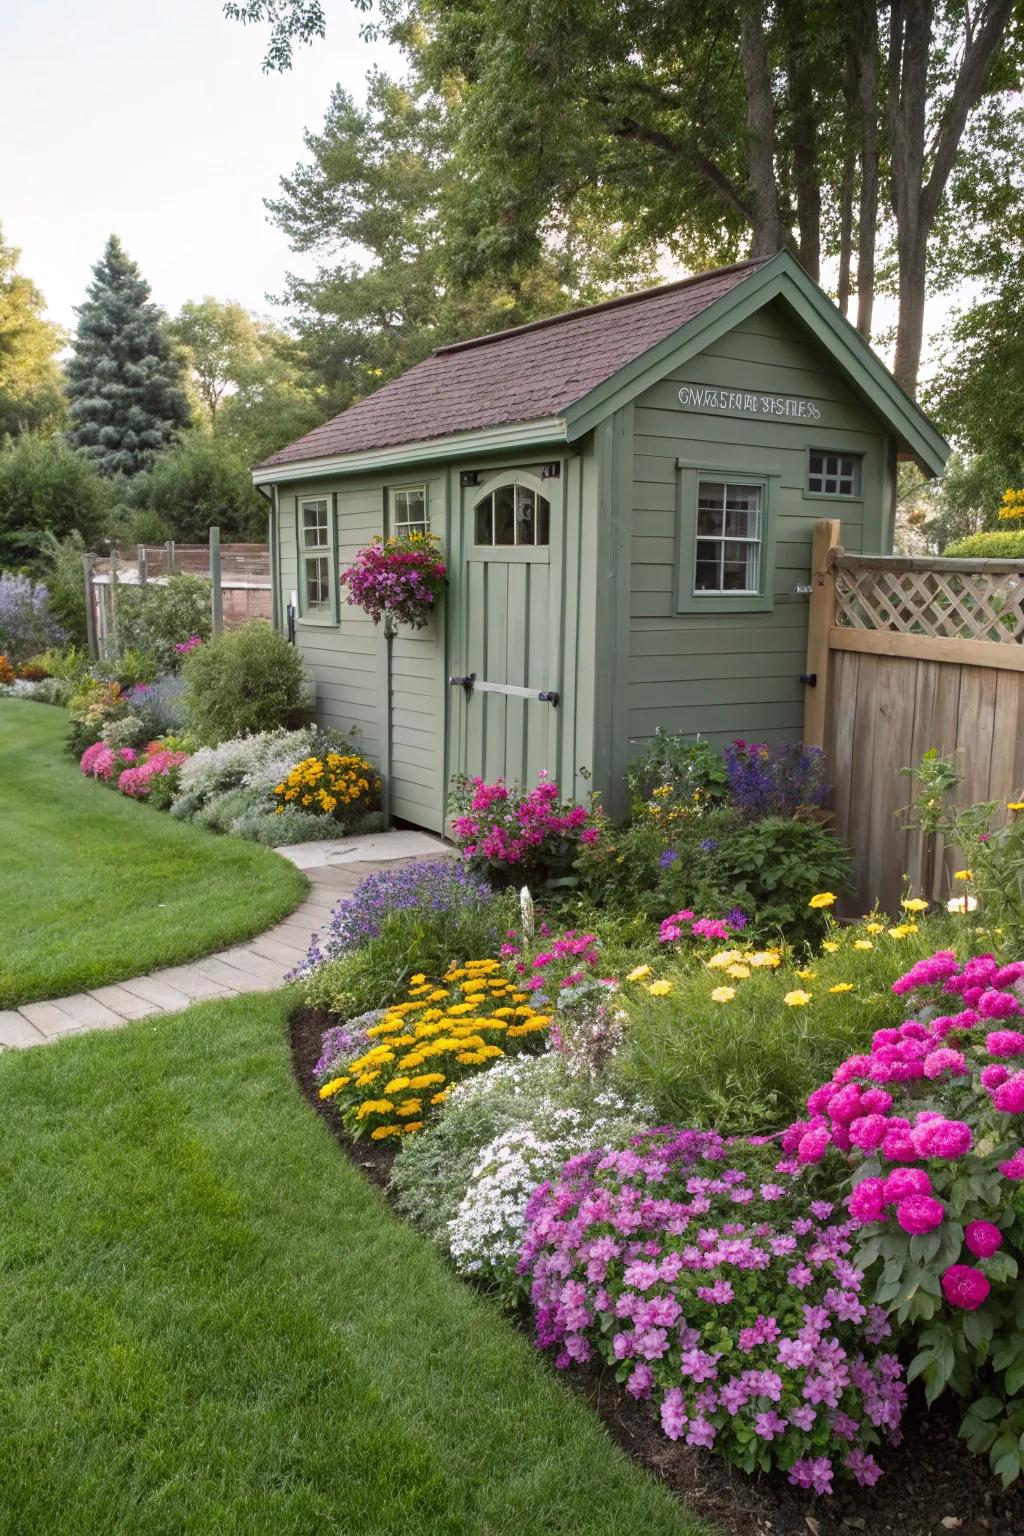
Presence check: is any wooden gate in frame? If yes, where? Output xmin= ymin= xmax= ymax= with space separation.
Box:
xmin=804 ymin=520 xmax=1024 ymax=914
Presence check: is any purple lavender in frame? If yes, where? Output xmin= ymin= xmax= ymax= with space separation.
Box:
xmin=724 ymin=740 xmax=830 ymax=821
xmin=0 ymin=572 xmax=64 ymax=664
xmin=314 ymin=1011 xmax=383 ymax=1079
xmin=289 ymin=858 xmax=494 ymax=980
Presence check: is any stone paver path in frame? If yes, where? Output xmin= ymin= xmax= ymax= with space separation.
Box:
xmin=0 ymin=830 xmax=448 ymax=1051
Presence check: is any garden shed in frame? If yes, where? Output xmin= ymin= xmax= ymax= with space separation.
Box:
xmin=254 ymin=251 xmax=948 ymax=832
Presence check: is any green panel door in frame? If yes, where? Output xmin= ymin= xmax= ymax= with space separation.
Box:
xmin=448 ymin=468 xmax=562 ymax=791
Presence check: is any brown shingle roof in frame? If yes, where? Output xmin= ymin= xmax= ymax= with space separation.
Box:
xmin=260 ymin=259 xmax=766 ymax=469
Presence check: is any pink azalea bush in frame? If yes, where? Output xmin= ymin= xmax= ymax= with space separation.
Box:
xmin=340 ymin=532 xmax=446 ymax=629
xmin=117 ymin=747 xmax=189 ymax=801
xmin=80 ymin=742 xmax=137 ymax=781
xmin=449 ymin=771 xmax=602 ymax=882
xmin=520 ymin=1127 xmax=905 ymax=1492
xmin=784 ymin=949 xmax=1024 ymax=1485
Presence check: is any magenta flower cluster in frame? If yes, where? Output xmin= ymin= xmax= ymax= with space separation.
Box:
xmin=449 ymin=771 xmax=601 ymax=871
xmin=659 ymin=908 xmax=747 ymax=944
xmin=80 ymin=742 xmax=137 ymax=781
xmin=784 ymin=950 xmax=1024 ymax=1313
xmin=174 ymin=634 xmax=203 ymax=655
xmin=340 ymin=536 xmax=446 ymax=629
xmin=519 ymin=1127 xmax=905 ymax=1492
xmin=117 ymin=749 xmax=188 ymax=799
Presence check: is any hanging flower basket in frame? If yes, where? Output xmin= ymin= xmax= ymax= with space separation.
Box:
xmin=339 ymin=531 xmax=447 ymax=630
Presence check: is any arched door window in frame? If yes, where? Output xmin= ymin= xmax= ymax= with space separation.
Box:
xmin=474 ymin=482 xmax=550 ymax=547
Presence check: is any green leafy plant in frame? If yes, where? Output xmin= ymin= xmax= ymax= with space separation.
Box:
xmin=114 ymin=573 xmax=212 ymax=673
xmin=625 ymin=729 xmax=728 ymax=809
xmin=714 ymin=817 xmax=850 ymax=942
xmin=182 ymin=621 xmax=310 ymax=744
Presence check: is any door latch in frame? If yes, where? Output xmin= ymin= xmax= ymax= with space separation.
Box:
xmin=448 ymin=672 xmax=476 ymax=693
xmin=538 ymin=690 xmax=560 ymax=706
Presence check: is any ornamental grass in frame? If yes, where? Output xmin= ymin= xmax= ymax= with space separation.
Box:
xmin=317 ymin=960 xmax=553 ymax=1141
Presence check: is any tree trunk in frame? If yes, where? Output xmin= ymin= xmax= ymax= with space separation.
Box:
xmin=893 ymin=227 xmax=929 ymax=392
xmin=739 ymin=3 xmax=785 ymax=256
xmin=784 ymin=23 xmax=821 ymax=281
xmin=854 ymin=0 xmax=879 ymax=340
xmin=837 ymin=150 xmax=853 ymax=316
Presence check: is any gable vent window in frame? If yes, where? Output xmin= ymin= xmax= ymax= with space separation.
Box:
xmin=392 ymin=485 xmax=428 ymax=537
xmin=808 ymin=450 xmax=862 ymax=497
xmin=694 ymin=480 xmax=763 ymax=594
xmin=475 ymin=483 xmax=550 ymax=547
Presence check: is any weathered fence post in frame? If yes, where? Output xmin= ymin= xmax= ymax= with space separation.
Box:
xmin=165 ymin=539 xmax=176 ymax=575
xmin=82 ymin=553 xmax=98 ymax=660
xmin=138 ymin=545 xmax=148 ymax=587
xmin=108 ymin=546 xmax=119 ymax=657
xmin=802 ymin=518 xmax=842 ymax=750
xmin=209 ymin=525 xmax=223 ymax=637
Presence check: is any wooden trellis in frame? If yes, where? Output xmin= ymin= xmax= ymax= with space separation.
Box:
xmin=834 ymin=553 xmax=1024 ymax=645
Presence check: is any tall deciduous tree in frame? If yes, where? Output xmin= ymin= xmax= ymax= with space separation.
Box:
xmin=0 ymin=225 xmax=65 ymax=439
xmin=64 ymin=236 xmax=190 ymax=478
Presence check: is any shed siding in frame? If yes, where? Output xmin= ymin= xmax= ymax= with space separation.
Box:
xmin=277 ymin=472 xmax=448 ymax=833
xmin=619 ymin=299 xmax=893 ymax=800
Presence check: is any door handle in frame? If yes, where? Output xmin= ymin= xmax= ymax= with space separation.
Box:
xmin=538 ymin=690 xmax=560 ymax=706
xmin=448 ymin=673 xmax=475 ymax=693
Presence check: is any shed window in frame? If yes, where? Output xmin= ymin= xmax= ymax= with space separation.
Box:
xmin=808 ymin=450 xmax=862 ymax=497
xmin=694 ymin=481 xmax=763 ymax=594
xmin=475 ymin=483 xmax=550 ymax=547
xmin=299 ymin=497 xmax=334 ymax=617
xmin=392 ymin=485 xmax=428 ymax=537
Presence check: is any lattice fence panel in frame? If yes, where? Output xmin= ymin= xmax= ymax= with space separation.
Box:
xmin=834 ymin=558 xmax=1024 ymax=645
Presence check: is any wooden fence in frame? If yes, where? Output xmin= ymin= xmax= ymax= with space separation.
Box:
xmin=803 ymin=519 xmax=1024 ymax=914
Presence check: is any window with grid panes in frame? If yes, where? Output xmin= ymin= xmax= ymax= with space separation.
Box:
xmin=693 ymin=481 xmax=763 ymax=594
xmin=300 ymin=498 xmax=331 ymax=614
xmin=808 ymin=450 xmax=862 ymax=497
xmin=392 ymin=485 xmax=428 ymax=537
xmin=474 ymin=482 xmax=550 ymax=546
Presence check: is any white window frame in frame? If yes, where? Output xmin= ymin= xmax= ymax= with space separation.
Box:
xmin=693 ymin=479 xmax=764 ymax=596
xmin=297 ymin=495 xmax=337 ymax=622
xmin=674 ymin=462 xmax=777 ymax=615
xmin=391 ymin=484 xmax=429 ymax=538
xmin=473 ymin=481 xmax=551 ymax=548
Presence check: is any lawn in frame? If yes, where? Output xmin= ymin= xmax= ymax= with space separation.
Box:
xmin=0 ymin=699 xmax=308 ymax=1007
xmin=0 ymin=991 xmax=702 ymax=1536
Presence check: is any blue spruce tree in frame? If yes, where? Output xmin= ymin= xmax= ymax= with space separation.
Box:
xmin=65 ymin=236 xmax=190 ymax=477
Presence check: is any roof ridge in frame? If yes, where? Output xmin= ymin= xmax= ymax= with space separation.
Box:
xmin=431 ymin=258 xmax=767 ymax=358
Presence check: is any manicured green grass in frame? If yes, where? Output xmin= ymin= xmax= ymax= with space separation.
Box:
xmin=0 ymin=699 xmax=307 ymax=1006
xmin=0 ymin=993 xmax=704 ymax=1536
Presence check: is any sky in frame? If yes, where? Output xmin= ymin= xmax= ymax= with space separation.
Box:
xmin=0 ymin=0 xmax=397 ymax=332
xmin=1 ymin=0 xmax=959 ymax=376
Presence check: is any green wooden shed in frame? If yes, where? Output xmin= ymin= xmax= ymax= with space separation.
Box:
xmin=253 ymin=251 xmax=948 ymax=832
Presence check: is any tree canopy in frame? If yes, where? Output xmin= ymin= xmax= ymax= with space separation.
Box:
xmin=0 ymin=225 xmax=64 ymax=439
xmin=64 ymin=236 xmax=191 ymax=478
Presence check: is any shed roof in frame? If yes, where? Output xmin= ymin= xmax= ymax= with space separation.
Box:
xmin=260 ymin=259 xmax=765 ymax=468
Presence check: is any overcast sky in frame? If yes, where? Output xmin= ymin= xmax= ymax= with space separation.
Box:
xmin=1 ymin=0 xmax=397 ymax=332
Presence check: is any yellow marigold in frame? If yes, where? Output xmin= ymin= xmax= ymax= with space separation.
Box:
xmin=430 ymin=1090 xmax=448 ymax=1105
xmin=1008 ymin=802 xmax=1024 ymax=813
xmin=749 ymin=951 xmax=781 ymax=968
xmin=444 ymin=968 xmax=466 ymax=981
xmin=725 ymin=963 xmax=750 ymax=980
xmin=384 ymin=1075 xmax=411 ymax=1093
xmin=829 ymin=983 xmax=855 ymax=994
xmin=370 ymin=1125 xmax=402 ymax=1141
xmin=506 ymin=1019 xmax=548 ymax=1037
xmin=318 ymin=1076 xmax=348 ymax=1100
xmin=784 ymin=989 xmax=812 ymax=1007
xmin=462 ymin=979 xmax=488 ymax=993
xmin=710 ymin=985 xmax=736 ymax=1003
xmin=511 ymin=992 xmax=529 ymax=1002
xmin=887 ymin=925 xmax=912 ymax=940
xmin=822 ymin=940 xmax=840 ymax=953
xmin=396 ymin=1099 xmax=423 ymax=1117
xmin=626 ymin=964 xmax=652 ymax=982
xmin=447 ymin=1001 xmax=479 ymax=1016
xmin=795 ymin=969 xmax=816 ymax=980
xmin=408 ymin=1073 xmax=445 ymax=1090
xmin=401 ymin=1053 xmax=425 ymax=1069
xmin=954 ymin=869 xmax=973 ymax=881
xmin=853 ymin=939 xmax=873 ymax=951
xmin=707 ymin=949 xmax=744 ymax=970
xmin=492 ymin=1008 xmax=515 ymax=1018
xmin=402 ymin=1121 xmax=424 ymax=1134
xmin=647 ymin=979 xmax=673 ymax=997
xmin=808 ymin=892 xmax=836 ymax=909
xmin=864 ymin=922 xmax=884 ymax=935
xmin=901 ymin=897 xmax=929 ymax=913
xmin=355 ymin=1098 xmax=395 ymax=1119
xmin=427 ymin=989 xmax=449 ymax=1002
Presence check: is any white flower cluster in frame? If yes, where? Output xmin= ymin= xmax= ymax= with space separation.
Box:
xmin=177 ymin=726 xmax=315 ymax=802
xmin=447 ymin=1089 xmax=652 ymax=1287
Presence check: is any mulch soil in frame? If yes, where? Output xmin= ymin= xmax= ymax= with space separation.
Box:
xmin=290 ymin=1003 xmax=1024 ymax=1536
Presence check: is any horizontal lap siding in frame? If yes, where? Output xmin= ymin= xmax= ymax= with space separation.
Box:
xmin=625 ymin=299 xmax=890 ymax=761
xmin=277 ymin=473 xmax=448 ymax=833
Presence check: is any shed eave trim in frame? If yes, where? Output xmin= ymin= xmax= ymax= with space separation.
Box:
xmin=252 ymin=416 xmax=569 ymax=485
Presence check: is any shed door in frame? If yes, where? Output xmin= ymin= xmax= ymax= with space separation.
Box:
xmin=447 ymin=468 xmax=561 ymax=791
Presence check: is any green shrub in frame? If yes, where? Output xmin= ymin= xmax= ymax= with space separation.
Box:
xmin=0 ymin=433 xmax=112 ymax=569
xmin=714 ymin=816 xmax=850 ymax=942
xmin=301 ymin=893 xmax=517 ymax=1021
xmin=129 ymin=432 xmax=269 ymax=542
xmin=182 ymin=621 xmax=310 ymax=744
xmin=233 ymin=806 xmax=386 ymax=846
xmin=115 ymin=572 xmax=212 ymax=672
xmin=618 ymin=910 xmax=962 ymax=1134
xmin=943 ymin=529 xmax=1024 ymax=559
xmin=625 ymin=728 xmax=728 ymax=808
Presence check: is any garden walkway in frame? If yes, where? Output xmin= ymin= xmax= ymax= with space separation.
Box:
xmin=0 ymin=829 xmax=448 ymax=1051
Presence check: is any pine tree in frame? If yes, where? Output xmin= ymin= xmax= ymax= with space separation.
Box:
xmin=65 ymin=236 xmax=191 ymax=478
